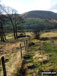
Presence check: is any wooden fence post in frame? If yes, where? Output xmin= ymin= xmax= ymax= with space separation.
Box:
xmin=20 ymin=44 xmax=22 ymax=58
xmin=24 ymin=41 xmax=26 ymax=51
xmin=1 ymin=56 xmax=7 ymax=76
xmin=24 ymin=39 xmax=29 ymax=51
xmin=26 ymin=40 xmax=28 ymax=51
xmin=28 ymin=39 xmax=29 ymax=49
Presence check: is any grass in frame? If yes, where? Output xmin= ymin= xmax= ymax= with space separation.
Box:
xmin=0 ymin=32 xmax=57 ymax=76
xmin=0 ymin=47 xmax=22 ymax=76
xmin=0 ymin=34 xmax=26 ymax=76
xmin=41 ymin=32 xmax=57 ymax=38
xmin=26 ymin=38 xmax=57 ymax=76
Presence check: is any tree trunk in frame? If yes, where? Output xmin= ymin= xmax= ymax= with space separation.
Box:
xmin=34 ymin=32 xmax=40 ymax=39
xmin=0 ymin=23 xmax=6 ymax=42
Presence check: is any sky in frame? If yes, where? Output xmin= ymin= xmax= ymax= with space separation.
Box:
xmin=0 ymin=0 xmax=57 ymax=14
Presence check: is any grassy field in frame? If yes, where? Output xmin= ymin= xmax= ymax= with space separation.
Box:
xmin=0 ymin=32 xmax=57 ymax=76
xmin=41 ymin=32 xmax=57 ymax=38
xmin=22 ymin=32 xmax=57 ymax=76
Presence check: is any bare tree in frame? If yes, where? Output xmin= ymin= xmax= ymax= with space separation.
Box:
xmin=0 ymin=5 xmax=7 ymax=42
xmin=0 ymin=4 xmax=24 ymax=39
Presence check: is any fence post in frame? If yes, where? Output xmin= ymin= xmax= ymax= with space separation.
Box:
xmin=24 ymin=41 xmax=26 ymax=51
xmin=1 ymin=56 xmax=7 ymax=76
xmin=24 ymin=39 xmax=29 ymax=51
xmin=28 ymin=39 xmax=29 ymax=49
xmin=20 ymin=44 xmax=22 ymax=58
xmin=26 ymin=40 xmax=28 ymax=51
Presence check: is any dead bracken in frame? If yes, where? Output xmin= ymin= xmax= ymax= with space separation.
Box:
xmin=33 ymin=51 xmax=49 ymax=62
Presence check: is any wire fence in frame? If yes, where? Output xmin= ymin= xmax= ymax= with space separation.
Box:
xmin=0 ymin=38 xmax=30 ymax=76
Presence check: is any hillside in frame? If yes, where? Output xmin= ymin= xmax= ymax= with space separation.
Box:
xmin=22 ymin=10 xmax=57 ymax=20
xmin=1 ymin=11 xmax=57 ymax=32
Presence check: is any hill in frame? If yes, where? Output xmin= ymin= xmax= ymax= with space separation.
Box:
xmin=22 ymin=10 xmax=57 ymax=20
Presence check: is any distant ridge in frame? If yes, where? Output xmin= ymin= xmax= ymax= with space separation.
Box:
xmin=21 ymin=10 xmax=57 ymax=20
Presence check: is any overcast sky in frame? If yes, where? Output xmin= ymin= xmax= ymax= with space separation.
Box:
xmin=1 ymin=0 xmax=57 ymax=14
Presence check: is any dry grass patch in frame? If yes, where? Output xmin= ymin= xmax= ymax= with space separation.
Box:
xmin=0 ymin=39 xmax=27 ymax=76
xmin=41 ymin=32 xmax=57 ymax=38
